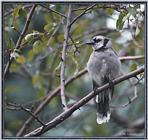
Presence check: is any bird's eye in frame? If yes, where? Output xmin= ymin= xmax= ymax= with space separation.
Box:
xmin=93 ymin=38 xmax=101 ymax=43
xmin=93 ymin=38 xmax=97 ymax=42
xmin=96 ymin=39 xmax=101 ymax=42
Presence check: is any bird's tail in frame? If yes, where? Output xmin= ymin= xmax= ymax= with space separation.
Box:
xmin=95 ymin=89 xmax=111 ymax=124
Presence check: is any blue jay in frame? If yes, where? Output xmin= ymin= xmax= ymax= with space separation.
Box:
xmin=86 ymin=35 xmax=121 ymax=124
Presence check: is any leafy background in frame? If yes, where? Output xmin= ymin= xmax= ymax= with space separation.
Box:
xmin=3 ymin=3 xmax=145 ymax=137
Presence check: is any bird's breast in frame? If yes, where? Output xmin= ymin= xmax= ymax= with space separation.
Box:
xmin=87 ymin=53 xmax=106 ymax=84
xmin=87 ymin=51 xmax=121 ymax=85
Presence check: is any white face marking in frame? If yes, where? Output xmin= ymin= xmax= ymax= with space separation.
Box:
xmin=93 ymin=36 xmax=105 ymax=41
xmin=91 ymin=36 xmax=112 ymax=51
xmin=92 ymin=36 xmax=107 ymax=50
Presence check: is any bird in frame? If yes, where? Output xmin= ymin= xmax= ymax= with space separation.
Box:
xmin=86 ymin=35 xmax=121 ymax=124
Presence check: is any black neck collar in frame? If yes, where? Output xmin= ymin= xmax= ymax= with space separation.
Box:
xmin=94 ymin=38 xmax=109 ymax=52
xmin=94 ymin=46 xmax=107 ymax=52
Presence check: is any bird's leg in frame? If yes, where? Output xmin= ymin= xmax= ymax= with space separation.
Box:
xmin=105 ymin=73 xmax=114 ymax=98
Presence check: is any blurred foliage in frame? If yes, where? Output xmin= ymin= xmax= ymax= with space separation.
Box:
xmin=3 ymin=3 xmax=145 ymax=137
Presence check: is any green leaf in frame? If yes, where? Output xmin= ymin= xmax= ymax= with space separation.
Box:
xmin=106 ymin=8 xmax=114 ymax=15
xmin=44 ymin=23 xmax=54 ymax=33
xmin=12 ymin=5 xmax=22 ymax=19
xmin=33 ymin=40 xmax=44 ymax=54
xmin=27 ymin=50 xmax=34 ymax=61
xmin=19 ymin=8 xmax=26 ymax=15
xmin=10 ymin=63 xmax=20 ymax=72
xmin=57 ymin=34 xmax=64 ymax=42
xmin=15 ymin=55 xmax=26 ymax=64
xmin=44 ymin=13 xmax=52 ymax=23
xmin=116 ymin=12 xmax=127 ymax=30
xmin=54 ymin=62 xmax=61 ymax=75
xmin=72 ymin=26 xmax=84 ymax=36
xmin=24 ymin=31 xmax=40 ymax=41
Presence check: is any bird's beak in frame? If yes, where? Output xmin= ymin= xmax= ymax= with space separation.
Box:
xmin=85 ymin=41 xmax=94 ymax=45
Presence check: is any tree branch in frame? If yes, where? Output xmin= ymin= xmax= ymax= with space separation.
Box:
xmin=24 ymin=66 xmax=144 ymax=137
xmin=72 ymin=4 xmax=128 ymax=12
xmin=60 ymin=5 xmax=72 ymax=110
xmin=7 ymin=102 xmax=46 ymax=126
xmin=4 ymin=4 xmax=37 ymax=78
xmin=120 ymin=55 xmax=144 ymax=61
xmin=69 ymin=34 xmax=80 ymax=55
xmin=39 ymin=4 xmax=67 ymax=18
xmin=69 ymin=4 xmax=96 ymax=27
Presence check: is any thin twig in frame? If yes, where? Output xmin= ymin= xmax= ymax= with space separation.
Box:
xmin=39 ymin=4 xmax=67 ymax=18
xmin=120 ymin=55 xmax=144 ymax=61
xmin=72 ymin=4 xmax=128 ymax=12
xmin=69 ymin=4 xmax=96 ymax=27
xmin=7 ymin=103 xmax=46 ymax=126
xmin=60 ymin=5 xmax=72 ymax=111
xmin=24 ymin=67 xmax=144 ymax=137
xmin=100 ymin=4 xmax=128 ymax=12
xmin=4 ymin=4 xmax=37 ymax=78
xmin=72 ymin=7 xmax=90 ymax=12
xmin=20 ymin=106 xmax=46 ymax=127
xmin=111 ymin=85 xmax=138 ymax=108
xmin=11 ymin=26 xmax=21 ymax=35
xmin=7 ymin=103 xmax=21 ymax=111
xmin=69 ymin=34 xmax=80 ymax=55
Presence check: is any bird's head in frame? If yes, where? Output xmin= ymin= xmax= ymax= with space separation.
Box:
xmin=86 ymin=35 xmax=112 ymax=51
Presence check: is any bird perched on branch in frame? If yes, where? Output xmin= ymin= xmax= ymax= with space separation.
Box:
xmin=86 ymin=35 xmax=121 ymax=124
